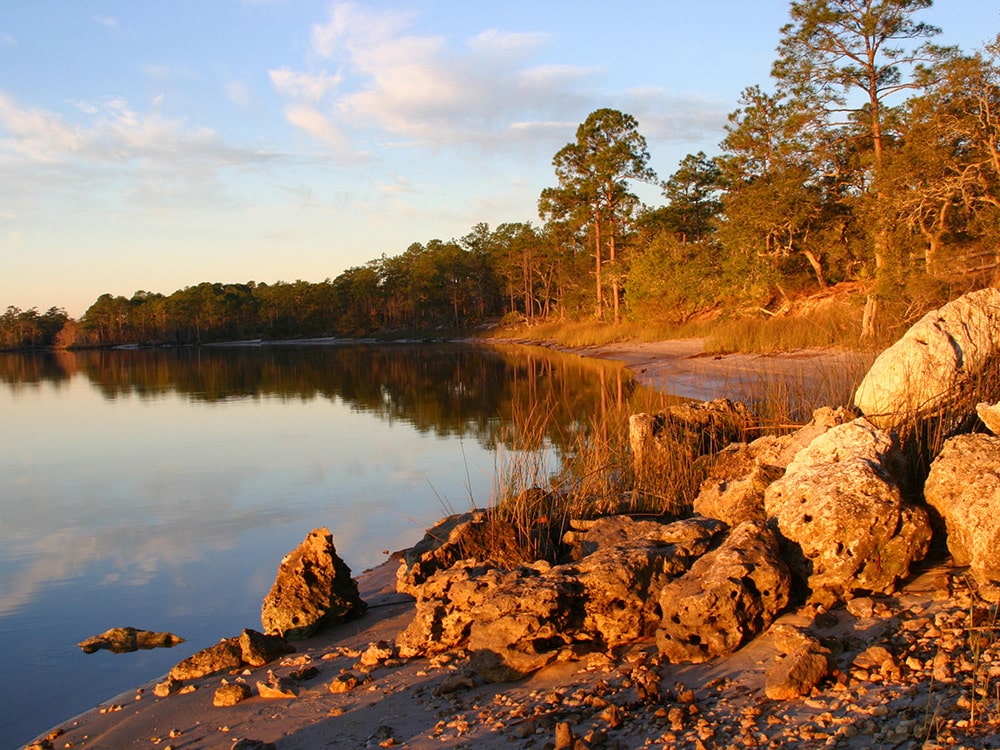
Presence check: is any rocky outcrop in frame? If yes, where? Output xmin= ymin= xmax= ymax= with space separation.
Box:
xmin=261 ymin=527 xmax=367 ymax=639
xmin=239 ymin=628 xmax=295 ymax=667
xmin=169 ymin=638 xmax=244 ymax=681
xmin=630 ymin=399 xmax=753 ymax=475
xmin=763 ymin=419 xmax=931 ymax=605
xmin=396 ymin=516 xmax=727 ymax=681
xmin=78 ymin=627 xmax=184 ymax=654
xmin=854 ymin=287 xmax=1000 ymax=429
xmin=656 ymin=521 xmax=791 ymax=663
xmin=924 ymin=433 xmax=1000 ymax=598
xmin=693 ymin=406 xmax=851 ymax=526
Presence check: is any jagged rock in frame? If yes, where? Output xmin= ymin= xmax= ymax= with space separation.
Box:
xmin=854 ymin=287 xmax=1000 ymax=430
xmin=169 ymin=638 xmax=244 ymax=681
xmin=396 ymin=511 xmax=528 ymax=595
xmin=764 ymin=419 xmax=931 ymax=604
xmin=656 ymin=522 xmax=791 ymax=663
xmin=359 ymin=640 xmax=396 ymax=667
xmin=397 ymin=516 xmax=725 ymax=682
xmin=260 ymin=527 xmax=366 ymax=639
xmin=328 ymin=672 xmax=360 ymax=693
xmin=239 ymin=629 xmax=294 ymax=667
xmin=770 ymin=624 xmax=822 ymax=656
xmin=256 ymin=670 xmax=298 ymax=699
xmin=153 ymin=678 xmax=182 ymax=697
xmin=78 ymin=627 xmax=184 ymax=654
xmin=693 ymin=407 xmax=852 ymax=526
xmin=925 ymin=434 xmax=1000 ymax=594
xmin=573 ymin=517 xmax=725 ymax=646
xmin=212 ymin=682 xmax=251 ymax=707
xmin=765 ymin=644 xmax=832 ymax=700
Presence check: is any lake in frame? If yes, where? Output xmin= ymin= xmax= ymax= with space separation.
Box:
xmin=0 ymin=342 xmax=645 ymax=747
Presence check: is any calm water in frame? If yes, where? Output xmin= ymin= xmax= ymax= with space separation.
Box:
xmin=0 ymin=343 xmax=638 ymax=747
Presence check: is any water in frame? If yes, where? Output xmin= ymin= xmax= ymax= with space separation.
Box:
xmin=0 ymin=343 xmax=636 ymax=747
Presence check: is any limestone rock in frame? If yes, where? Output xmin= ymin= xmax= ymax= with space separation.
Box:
xmin=854 ymin=287 xmax=1000 ymax=429
xmin=213 ymin=682 xmax=251 ymax=707
xmin=396 ymin=511 xmax=529 ymax=595
xmin=764 ymin=420 xmax=931 ymax=604
xmin=397 ymin=515 xmax=725 ymax=682
xmin=260 ymin=527 xmax=366 ymax=639
xmin=239 ymin=629 xmax=294 ymax=668
xmin=256 ymin=670 xmax=298 ymax=699
xmin=925 ymin=434 xmax=1000 ymax=590
xmin=656 ymin=522 xmax=792 ymax=663
xmin=328 ymin=672 xmax=360 ymax=693
xmin=693 ymin=407 xmax=852 ymax=526
xmin=78 ymin=627 xmax=184 ymax=654
xmin=169 ymin=638 xmax=243 ymax=681
xmin=976 ymin=402 xmax=1000 ymax=435
xmin=765 ymin=644 xmax=831 ymax=700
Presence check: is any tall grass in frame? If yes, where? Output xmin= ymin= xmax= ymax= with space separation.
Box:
xmin=486 ymin=354 xmax=871 ymax=562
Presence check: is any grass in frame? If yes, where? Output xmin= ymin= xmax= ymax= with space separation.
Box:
xmin=492 ymin=298 xmax=885 ymax=354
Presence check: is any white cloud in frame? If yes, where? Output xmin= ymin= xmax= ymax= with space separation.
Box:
xmin=226 ymin=80 xmax=253 ymax=107
xmin=92 ymin=14 xmax=119 ymax=30
xmin=270 ymin=2 xmax=595 ymax=155
xmin=269 ymin=67 xmax=342 ymax=102
xmin=0 ymin=31 xmax=16 ymax=48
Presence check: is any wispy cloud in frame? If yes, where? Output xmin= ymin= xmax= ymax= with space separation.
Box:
xmin=0 ymin=31 xmax=16 ymax=48
xmin=269 ymin=2 xmax=596 ymax=155
xmin=92 ymin=14 xmax=119 ymax=31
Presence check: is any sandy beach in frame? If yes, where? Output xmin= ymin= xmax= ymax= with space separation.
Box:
xmin=26 ymin=340 xmax=998 ymax=750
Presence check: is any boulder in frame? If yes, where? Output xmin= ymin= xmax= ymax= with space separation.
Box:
xmin=396 ymin=516 xmax=726 ymax=681
xmin=169 ymin=638 xmax=244 ymax=681
xmin=765 ymin=644 xmax=832 ymax=700
xmin=976 ymin=402 xmax=1000 ymax=435
xmin=764 ymin=420 xmax=931 ymax=604
xmin=261 ymin=527 xmax=366 ymax=639
xmin=656 ymin=521 xmax=792 ymax=663
xmin=630 ymin=399 xmax=754 ymax=481
xmin=854 ymin=287 xmax=1000 ymax=430
xmin=396 ymin=511 xmax=527 ymax=596
xmin=693 ymin=407 xmax=852 ymax=526
xmin=78 ymin=627 xmax=184 ymax=654
xmin=239 ymin=629 xmax=295 ymax=667
xmin=925 ymin=433 xmax=1000 ymax=595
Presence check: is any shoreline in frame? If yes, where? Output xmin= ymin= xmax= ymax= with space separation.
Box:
xmin=26 ymin=339 xmax=891 ymax=750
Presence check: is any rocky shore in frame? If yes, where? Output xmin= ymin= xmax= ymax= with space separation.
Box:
xmin=25 ymin=290 xmax=1000 ymax=750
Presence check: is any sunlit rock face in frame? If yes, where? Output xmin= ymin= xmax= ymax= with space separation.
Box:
xmin=925 ymin=433 xmax=1000 ymax=599
xmin=261 ymin=527 xmax=367 ymax=639
xmin=854 ymin=287 xmax=1000 ymax=430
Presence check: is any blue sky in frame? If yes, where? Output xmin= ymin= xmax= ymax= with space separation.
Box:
xmin=1 ymin=1 xmax=996 ymax=317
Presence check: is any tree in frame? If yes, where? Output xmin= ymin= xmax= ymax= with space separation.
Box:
xmin=539 ymin=109 xmax=656 ymax=322
xmin=773 ymin=0 xmax=947 ymax=335
xmin=661 ymin=152 xmax=724 ymax=244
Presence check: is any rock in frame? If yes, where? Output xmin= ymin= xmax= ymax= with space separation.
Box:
xmin=630 ymin=398 xmax=754 ymax=462
xmin=256 ymin=670 xmax=298 ymax=699
xmin=153 ymin=678 xmax=182 ymax=697
xmin=765 ymin=644 xmax=831 ymax=700
xmin=396 ymin=510 xmax=530 ymax=595
xmin=656 ymin=521 xmax=792 ymax=663
xmin=328 ymin=672 xmax=360 ymax=693
xmin=397 ymin=516 xmax=725 ymax=681
xmin=770 ymin=624 xmax=821 ymax=656
xmin=78 ymin=627 xmax=184 ymax=654
xmin=169 ymin=638 xmax=244 ymax=681
xmin=854 ymin=287 xmax=1000 ymax=430
xmin=212 ymin=682 xmax=251 ymax=707
xmin=976 ymin=402 xmax=1000 ymax=435
xmin=239 ymin=629 xmax=294 ymax=667
xmin=764 ymin=419 xmax=931 ymax=604
xmin=260 ymin=527 xmax=367 ymax=639
xmin=925 ymin=434 xmax=1000 ymax=591
xmin=359 ymin=640 xmax=396 ymax=667
xmin=692 ymin=407 xmax=852 ymax=526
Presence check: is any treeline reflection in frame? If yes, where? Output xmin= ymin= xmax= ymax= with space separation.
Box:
xmin=0 ymin=343 xmax=638 ymax=450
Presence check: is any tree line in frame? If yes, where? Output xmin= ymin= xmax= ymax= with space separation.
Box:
xmin=4 ymin=1 xmax=999 ymax=350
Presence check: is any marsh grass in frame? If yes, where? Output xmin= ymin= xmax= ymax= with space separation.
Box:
xmin=487 ymin=351 xmax=873 ymax=561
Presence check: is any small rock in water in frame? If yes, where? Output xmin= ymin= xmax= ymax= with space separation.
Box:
xmin=78 ymin=626 xmax=184 ymax=654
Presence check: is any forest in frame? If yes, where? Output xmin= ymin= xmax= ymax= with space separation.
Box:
xmin=3 ymin=1 xmax=999 ymax=351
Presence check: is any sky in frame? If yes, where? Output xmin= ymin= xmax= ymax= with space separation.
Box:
xmin=1 ymin=1 xmax=997 ymax=318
